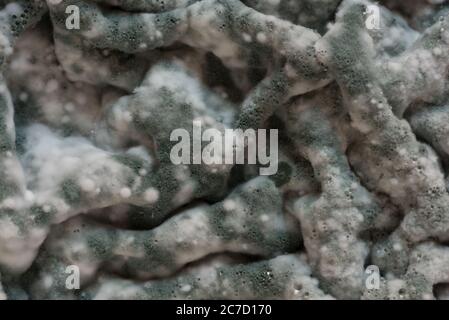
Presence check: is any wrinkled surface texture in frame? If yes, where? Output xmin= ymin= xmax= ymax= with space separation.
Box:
xmin=0 ymin=0 xmax=449 ymax=300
